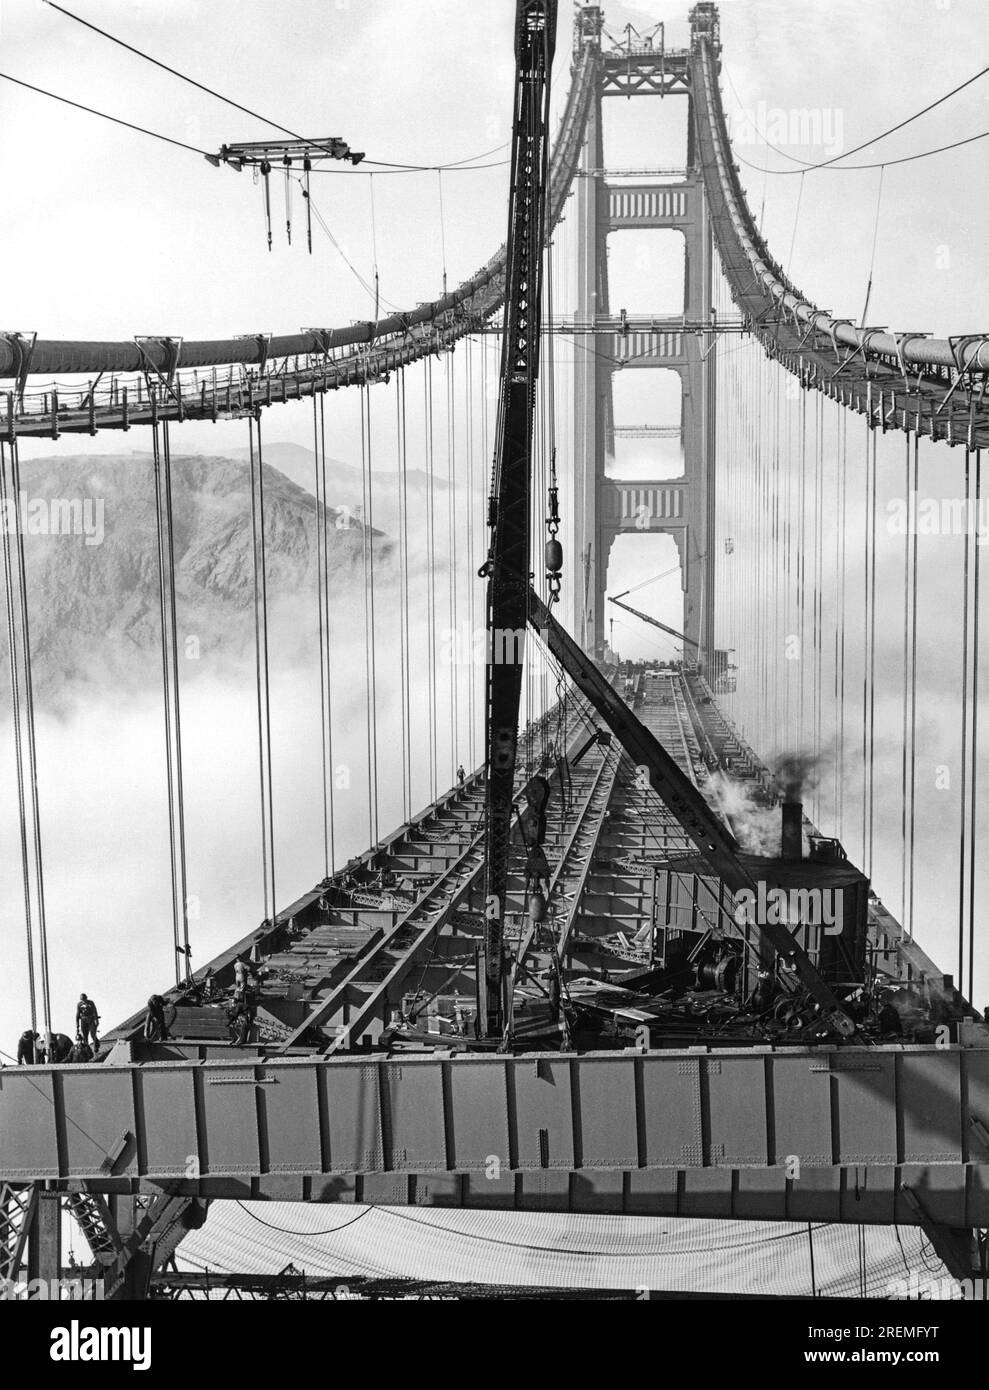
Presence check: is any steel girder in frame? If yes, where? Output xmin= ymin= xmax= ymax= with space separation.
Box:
xmin=4 ymin=1047 xmax=989 ymax=1230
xmin=0 ymin=1182 xmax=35 ymax=1284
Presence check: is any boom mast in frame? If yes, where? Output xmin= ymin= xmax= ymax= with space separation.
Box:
xmin=480 ymin=0 xmax=558 ymax=1039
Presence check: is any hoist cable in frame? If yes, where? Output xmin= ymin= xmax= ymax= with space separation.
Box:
xmin=304 ymin=189 xmax=404 ymax=315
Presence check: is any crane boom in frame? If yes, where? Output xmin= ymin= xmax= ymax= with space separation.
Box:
xmin=528 ymin=589 xmax=856 ymax=1037
xmin=608 ymin=594 xmax=700 ymax=649
xmin=480 ymin=0 xmax=558 ymax=1038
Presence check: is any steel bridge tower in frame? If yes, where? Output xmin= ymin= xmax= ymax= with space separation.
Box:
xmin=573 ymin=6 xmax=718 ymax=665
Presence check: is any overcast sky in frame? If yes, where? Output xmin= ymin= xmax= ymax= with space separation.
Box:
xmin=2 ymin=0 xmax=987 ymax=376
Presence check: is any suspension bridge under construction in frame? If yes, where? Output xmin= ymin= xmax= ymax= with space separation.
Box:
xmin=1 ymin=0 xmax=988 ymax=1301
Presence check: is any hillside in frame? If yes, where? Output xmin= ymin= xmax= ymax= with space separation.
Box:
xmin=1 ymin=451 xmax=388 ymax=705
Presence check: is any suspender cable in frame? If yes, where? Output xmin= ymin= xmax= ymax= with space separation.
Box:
xmin=967 ymin=450 xmax=982 ymax=996
xmin=480 ymin=335 xmax=491 ymax=759
xmin=359 ymin=381 xmax=379 ymax=843
xmin=906 ymin=431 xmax=920 ymax=938
xmin=437 ymin=169 xmax=448 ymax=298
xmin=0 ymin=441 xmax=38 ymax=1030
xmin=814 ymin=394 xmax=824 ymax=820
xmin=162 ymin=424 xmax=191 ymax=972
xmin=837 ymin=408 xmax=848 ymax=839
xmin=899 ymin=433 xmax=911 ymax=928
xmin=786 ymin=170 xmax=806 ymax=283
xmin=861 ymin=420 xmax=874 ymax=872
xmin=867 ymin=426 xmax=878 ymax=876
xmin=152 ymin=420 xmax=189 ymax=982
xmin=312 ymin=390 xmax=331 ymax=877
xmin=447 ymin=352 xmax=458 ymax=785
xmin=424 ymin=356 xmax=438 ymax=804
xmin=773 ymin=362 xmax=782 ymax=749
xmin=465 ymin=341 xmax=476 ymax=769
xmin=368 ymin=174 xmax=380 ymax=325
xmin=798 ymin=390 xmax=807 ymax=748
xmin=151 ymin=417 xmax=180 ymax=984
xmin=320 ymin=391 xmax=336 ymax=872
xmin=7 ymin=440 xmax=52 ymax=1031
xmin=396 ymin=369 xmax=412 ymax=821
xmin=249 ymin=412 xmax=276 ymax=922
xmin=958 ymin=450 xmax=972 ymax=994
xmin=859 ymin=165 xmax=885 ymax=327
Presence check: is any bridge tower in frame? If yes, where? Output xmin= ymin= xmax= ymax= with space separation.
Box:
xmin=572 ymin=5 xmax=719 ymax=665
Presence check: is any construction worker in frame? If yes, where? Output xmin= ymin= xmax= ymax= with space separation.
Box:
xmin=456 ymin=764 xmax=465 ymax=787
xmin=227 ymin=987 xmax=254 ymax=1046
xmin=16 ymin=1029 xmax=40 ymax=1065
xmin=144 ymin=995 xmax=168 ymax=1042
xmin=48 ymin=1033 xmax=74 ymax=1063
xmin=68 ymin=1038 xmax=94 ymax=1064
xmin=76 ymin=994 xmax=100 ymax=1049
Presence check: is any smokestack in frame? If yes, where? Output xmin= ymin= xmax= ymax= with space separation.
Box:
xmin=781 ymin=801 xmax=803 ymax=860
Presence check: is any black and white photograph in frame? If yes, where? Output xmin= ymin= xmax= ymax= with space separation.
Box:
xmin=0 ymin=0 xmax=987 ymax=1358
